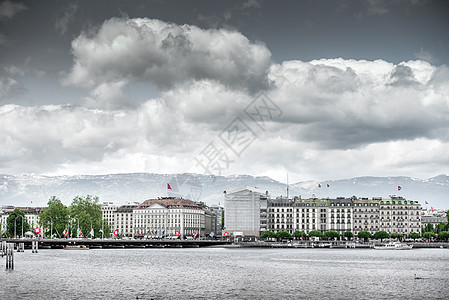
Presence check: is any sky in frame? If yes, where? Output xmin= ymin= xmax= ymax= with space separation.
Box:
xmin=0 ymin=0 xmax=448 ymax=184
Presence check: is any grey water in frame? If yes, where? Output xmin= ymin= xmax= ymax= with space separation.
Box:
xmin=1 ymin=248 xmax=449 ymax=299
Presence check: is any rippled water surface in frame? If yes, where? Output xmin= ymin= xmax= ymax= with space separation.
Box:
xmin=1 ymin=247 xmax=449 ymax=299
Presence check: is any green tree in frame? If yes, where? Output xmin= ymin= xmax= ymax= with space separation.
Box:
xmin=324 ymin=230 xmax=340 ymax=240
xmin=438 ymin=231 xmax=449 ymax=241
xmin=422 ymin=231 xmax=436 ymax=240
xmin=435 ymin=222 xmax=447 ymax=234
xmin=357 ymin=231 xmax=372 ymax=242
xmin=390 ymin=233 xmax=403 ymax=240
xmin=408 ymin=232 xmax=421 ymax=241
xmin=261 ymin=230 xmax=276 ymax=239
xmin=423 ymin=223 xmax=434 ymax=234
xmin=70 ymin=195 xmax=109 ymax=238
xmin=38 ymin=196 xmax=70 ymax=238
xmin=276 ymin=230 xmax=291 ymax=239
xmin=6 ymin=208 xmax=30 ymax=238
xmin=293 ymin=230 xmax=306 ymax=239
xmin=373 ymin=231 xmax=389 ymax=242
xmin=308 ymin=230 xmax=323 ymax=238
xmin=343 ymin=231 xmax=354 ymax=240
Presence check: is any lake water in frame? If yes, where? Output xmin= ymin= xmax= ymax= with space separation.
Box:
xmin=1 ymin=247 xmax=449 ymax=299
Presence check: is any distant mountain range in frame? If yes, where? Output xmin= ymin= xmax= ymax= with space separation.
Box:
xmin=0 ymin=173 xmax=448 ymax=208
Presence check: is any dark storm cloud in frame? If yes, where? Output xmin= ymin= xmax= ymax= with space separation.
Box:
xmin=269 ymin=59 xmax=449 ymax=150
xmin=1 ymin=1 xmax=448 ymax=180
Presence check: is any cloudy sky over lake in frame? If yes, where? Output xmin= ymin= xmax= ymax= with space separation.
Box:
xmin=0 ymin=0 xmax=448 ymax=183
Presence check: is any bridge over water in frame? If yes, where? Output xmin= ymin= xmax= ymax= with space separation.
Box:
xmin=0 ymin=238 xmax=232 ymax=249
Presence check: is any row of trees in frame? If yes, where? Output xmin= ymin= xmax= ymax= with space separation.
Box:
xmin=2 ymin=195 xmax=111 ymax=239
xmin=261 ymin=229 xmax=449 ymax=242
xmin=261 ymin=230 xmax=353 ymax=240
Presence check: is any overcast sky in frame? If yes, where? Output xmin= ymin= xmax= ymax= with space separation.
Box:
xmin=0 ymin=0 xmax=448 ymax=183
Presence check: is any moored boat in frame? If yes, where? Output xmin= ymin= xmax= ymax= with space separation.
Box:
xmin=374 ymin=241 xmax=412 ymax=250
xmin=64 ymin=245 xmax=89 ymax=250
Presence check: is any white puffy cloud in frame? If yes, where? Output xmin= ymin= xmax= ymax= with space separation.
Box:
xmin=62 ymin=17 xmax=272 ymax=98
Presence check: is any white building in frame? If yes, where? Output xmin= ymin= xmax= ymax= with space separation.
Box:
xmin=133 ymin=197 xmax=207 ymax=238
xmin=114 ymin=203 xmax=139 ymax=237
xmin=224 ymin=186 xmax=269 ymax=237
xmin=379 ymin=196 xmax=422 ymax=235
xmin=101 ymin=202 xmax=117 ymax=235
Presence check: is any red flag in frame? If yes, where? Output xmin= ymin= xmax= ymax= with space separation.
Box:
xmin=78 ymin=228 xmax=82 ymax=236
xmin=175 ymin=230 xmax=180 ymax=237
xmin=64 ymin=229 xmax=68 ymax=237
xmin=224 ymin=232 xmax=229 ymax=237
xmin=398 ymin=186 xmax=401 ymax=191
xmin=34 ymin=226 xmax=41 ymax=234
xmin=318 ymin=184 xmax=321 ymax=188
xmin=114 ymin=229 xmax=118 ymax=237
xmin=431 ymin=206 xmax=434 ymax=210
xmin=425 ymin=201 xmax=429 ymax=204
xmin=167 ymin=183 xmax=172 ymax=190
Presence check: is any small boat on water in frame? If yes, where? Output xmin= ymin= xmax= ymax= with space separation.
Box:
xmin=64 ymin=245 xmax=89 ymax=250
xmin=374 ymin=241 xmax=412 ymax=250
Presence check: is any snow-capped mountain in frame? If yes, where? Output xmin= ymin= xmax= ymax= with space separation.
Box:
xmin=0 ymin=173 xmax=447 ymax=208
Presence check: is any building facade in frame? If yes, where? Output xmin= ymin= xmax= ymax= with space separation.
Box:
xmin=224 ymin=186 xmax=268 ymax=237
xmin=101 ymin=202 xmax=117 ymax=235
xmin=210 ymin=204 xmax=224 ymax=237
xmin=379 ymin=196 xmax=422 ymax=235
xmin=114 ymin=203 xmax=139 ymax=236
xmin=133 ymin=197 xmax=211 ymax=238
xmin=266 ymin=196 xmax=422 ymax=237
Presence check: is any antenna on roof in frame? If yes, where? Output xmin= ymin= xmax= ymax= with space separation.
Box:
xmin=287 ymin=173 xmax=289 ymax=200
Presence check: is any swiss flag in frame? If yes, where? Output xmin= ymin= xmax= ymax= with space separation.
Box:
xmin=64 ymin=229 xmax=68 ymax=237
xmin=425 ymin=201 xmax=429 ymax=204
xmin=175 ymin=230 xmax=180 ymax=237
xmin=224 ymin=232 xmax=229 ymax=237
xmin=167 ymin=183 xmax=172 ymax=190
xmin=398 ymin=186 xmax=401 ymax=191
xmin=114 ymin=229 xmax=119 ymax=237
xmin=34 ymin=226 xmax=41 ymax=234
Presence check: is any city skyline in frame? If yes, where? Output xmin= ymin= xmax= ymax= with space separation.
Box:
xmin=1 ymin=0 xmax=448 ymax=184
